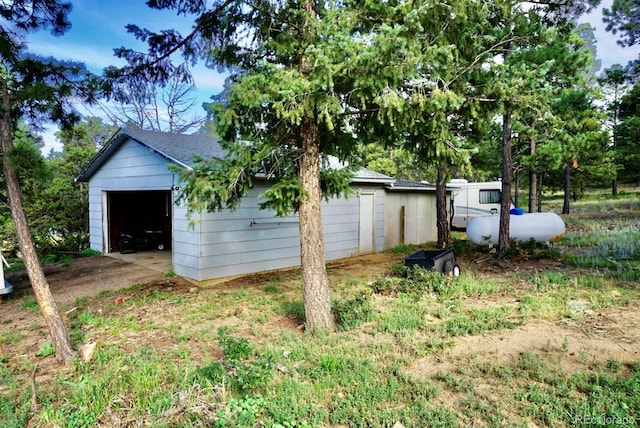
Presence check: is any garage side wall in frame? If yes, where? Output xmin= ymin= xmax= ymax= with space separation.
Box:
xmin=384 ymin=191 xmax=439 ymax=247
xmin=192 ymin=183 xmax=386 ymax=281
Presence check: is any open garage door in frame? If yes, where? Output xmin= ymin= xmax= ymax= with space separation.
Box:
xmin=106 ymin=191 xmax=172 ymax=253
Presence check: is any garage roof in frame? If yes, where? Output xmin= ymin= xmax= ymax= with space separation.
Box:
xmin=76 ymin=127 xmax=393 ymax=185
xmin=75 ymin=127 xmax=224 ymax=182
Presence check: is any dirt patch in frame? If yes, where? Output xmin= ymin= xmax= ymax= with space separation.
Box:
xmin=408 ymin=311 xmax=640 ymax=379
xmin=4 ymin=255 xmax=174 ymax=304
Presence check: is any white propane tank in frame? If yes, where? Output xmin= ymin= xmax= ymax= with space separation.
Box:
xmin=466 ymin=212 xmax=565 ymax=246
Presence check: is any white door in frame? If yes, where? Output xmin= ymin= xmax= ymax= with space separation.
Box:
xmin=358 ymin=192 xmax=375 ymax=254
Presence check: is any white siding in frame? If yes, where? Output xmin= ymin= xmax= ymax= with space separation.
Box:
xmin=384 ymin=191 xmax=440 ymax=247
xmin=86 ymin=138 xmax=387 ymax=281
xmin=190 ymin=184 xmax=385 ymax=280
xmin=86 ymin=139 xmax=201 ymax=278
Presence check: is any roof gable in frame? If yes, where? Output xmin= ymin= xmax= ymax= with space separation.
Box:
xmin=76 ymin=127 xmax=393 ymax=185
xmin=76 ymin=127 xmax=223 ymax=182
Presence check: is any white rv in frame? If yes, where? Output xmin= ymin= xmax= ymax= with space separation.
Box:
xmin=447 ymin=179 xmax=506 ymax=229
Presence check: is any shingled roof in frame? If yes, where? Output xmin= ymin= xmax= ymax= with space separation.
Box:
xmin=76 ymin=127 xmax=393 ymax=184
xmin=387 ymin=179 xmax=437 ymax=191
xmin=76 ymin=127 xmax=223 ymax=182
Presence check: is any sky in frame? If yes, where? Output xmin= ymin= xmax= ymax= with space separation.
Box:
xmin=23 ymin=0 xmax=640 ymax=153
xmin=578 ymin=0 xmax=639 ymax=70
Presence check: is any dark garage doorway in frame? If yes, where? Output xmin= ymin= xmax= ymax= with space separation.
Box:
xmin=107 ymin=191 xmax=172 ymax=253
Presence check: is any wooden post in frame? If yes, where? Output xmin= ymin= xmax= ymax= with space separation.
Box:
xmin=400 ymin=205 xmax=405 ymax=245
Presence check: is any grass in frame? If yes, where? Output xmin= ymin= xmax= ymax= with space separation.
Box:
xmin=1 ymin=189 xmax=639 ymax=427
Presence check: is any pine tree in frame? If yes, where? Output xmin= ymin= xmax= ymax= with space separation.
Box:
xmin=1 ymin=1 xmax=96 ymax=363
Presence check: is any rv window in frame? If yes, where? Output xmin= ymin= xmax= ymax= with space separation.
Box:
xmin=479 ymin=189 xmax=501 ymax=204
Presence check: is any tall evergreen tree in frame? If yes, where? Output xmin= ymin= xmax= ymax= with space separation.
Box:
xmin=615 ymin=80 xmax=640 ymax=184
xmin=485 ymin=0 xmax=600 ymax=256
xmin=107 ymin=0 xmax=516 ymax=331
xmin=599 ymin=64 xmax=630 ymax=195
xmin=1 ymin=0 xmax=96 ymax=363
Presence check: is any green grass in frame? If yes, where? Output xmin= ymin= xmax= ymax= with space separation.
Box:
xmin=1 ymin=189 xmax=639 ymax=427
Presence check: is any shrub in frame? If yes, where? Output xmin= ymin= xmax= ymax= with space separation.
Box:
xmin=369 ymin=266 xmax=448 ymax=296
xmin=192 ymin=329 xmax=273 ymax=396
xmin=504 ymin=239 xmax=561 ymax=260
xmin=333 ymin=293 xmax=375 ymax=330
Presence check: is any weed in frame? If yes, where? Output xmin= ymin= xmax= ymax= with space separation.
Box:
xmin=35 ymin=342 xmax=55 ymax=357
xmin=193 ymin=330 xmax=273 ymax=397
xmin=264 ymin=284 xmax=282 ymax=294
xmin=163 ymin=266 xmax=176 ymax=277
xmin=432 ymin=306 xmax=522 ymax=337
xmin=58 ymin=255 xmax=74 ymax=267
xmin=505 ymin=239 xmax=562 ymax=260
xmin=376 ymin=294 xmax=428 ymax=334
xmin=78 ymin=248 xmax=101 ymax=257
xmin=451 ymin=237 xmax=476 ymax=257
xmin=1 ymin=330 xmax=24 ymax=345
xmin=218 ymin=327 xmax=253 ymax=361
xmin=333 ymin=292 xmax=374 ymax=330
xmin=17 ymin=295 xmax=39 ymax=312
xmin=0 ymin=391 xmax=31 ymax=428
xmin=277 ymin=300 xmax=305 ymax=321
xmin=369 ymin=265 xmax=449 ymax=296
xmin=387 ymin=244 xmax=419 ymax=254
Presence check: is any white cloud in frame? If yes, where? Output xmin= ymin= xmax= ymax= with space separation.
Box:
xmin=192 ymin=65 xmax=228 ymax=93
xmin=26 ymin=39 xmax=123 ymax=71
xmin=39 ymin=124 xmax=62 ymax=155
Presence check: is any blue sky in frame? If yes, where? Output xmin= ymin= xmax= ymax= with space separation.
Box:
xmin=26 ymin=0 xmax=228 ymax=107
xmin=24 ymin=0 xmax=639 ymax=152
xmin=578 ymin=0 xmax=639 ymax=70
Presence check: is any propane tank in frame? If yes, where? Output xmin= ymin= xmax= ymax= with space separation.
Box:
xmin=467 ymin=212 xmax=565 ymax=246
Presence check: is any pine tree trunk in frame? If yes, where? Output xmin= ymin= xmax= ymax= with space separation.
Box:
xmin=295 ymin=0 xmax=335 ymax=333
xmin=537 ymin=174 xmax=543 ymax=212
xmin=528 ymin=136 xmax=537 ymax=213
xmin=1 ymin=80 xmax=75 ymax=364
xmin=298 ymin=115 xmax=335 ymax=333
xmin=436 ymin=165 xmax=450 ymax=249
xmin=514 ymin=170 xmax=520 ymax=208
xmin=562 ymin=162 xmax=571 ymax=215
xmin=612 ymin=104 xmax=618 ymax=197
xmin=498 ymin=112 xmax=512 ymax=258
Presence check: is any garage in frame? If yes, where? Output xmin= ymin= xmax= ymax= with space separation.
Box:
xmin=77 ymin=127 xmax=392 ymax=281
xmin=106 ymin=190 xmax=172 ymax=253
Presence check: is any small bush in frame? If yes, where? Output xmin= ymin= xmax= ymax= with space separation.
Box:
xmin=78 ymin=249 xmax=101 ymax=257
xmin=333 ymin=293 xmax=375 ymax=331
xmin=452 ymin=238 xmax=475 ymax=257
xmin=193 ymin=329 xmax=273 ymax=396
xmin=218 ymin=327 xmax=253 ymax=361
xmin=278 ymin=300 xmax=306 ymax=321
xmin=35 ymin=342 xmax=55 ymax=357
xmin=264 ymin=284 xmax=282 ymax=294
xmin=17 ymin=296 xmax=39 ymax=312
xmin=369 ymin=266 xmax=448 ymax=296
xmin=195 ymin=361 xmax=227 ymax=385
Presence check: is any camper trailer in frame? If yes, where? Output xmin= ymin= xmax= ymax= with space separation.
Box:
xmin=448 ymin=179 xmax=505 ymax=229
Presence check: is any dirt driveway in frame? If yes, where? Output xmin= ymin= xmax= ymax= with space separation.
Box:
xmin=4 ymin=255 xmax=176 ymax=304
